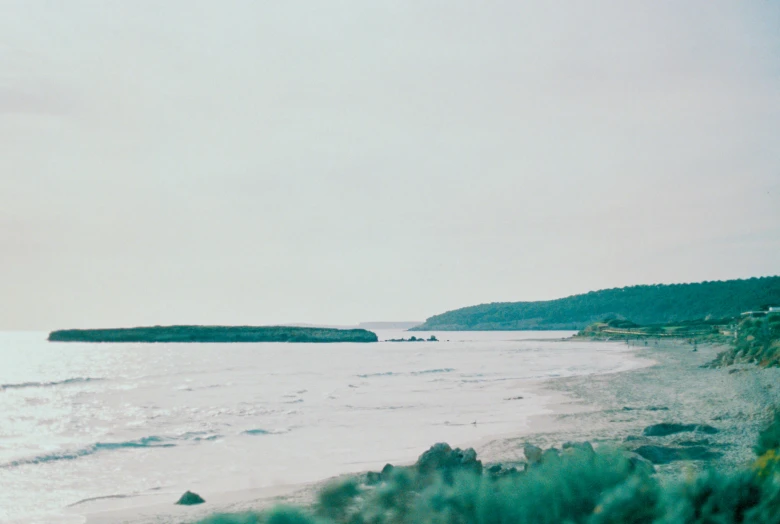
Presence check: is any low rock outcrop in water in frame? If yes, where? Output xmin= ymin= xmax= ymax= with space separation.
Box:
xmin=176 ymin=491 xmax=205 ymax=505
xmin=47 ymin=325 xmax=378 ymax=343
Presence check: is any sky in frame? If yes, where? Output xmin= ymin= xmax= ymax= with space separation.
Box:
xmin=1 ymin=1 xmax=779 ymax=330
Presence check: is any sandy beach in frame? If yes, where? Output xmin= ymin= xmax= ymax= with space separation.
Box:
xmin=480 ymin=339 xmax=780 ymax=473
xmin=74 ymin=338 xmax=780 ymax=524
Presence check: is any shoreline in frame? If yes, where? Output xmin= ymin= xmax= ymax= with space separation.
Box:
xmin=76 ymin=383 xmax=585 ymax=524
xmin=80 ymin=339 xmax=779 ymax=523
xmin=77 ymin=341 xmax=651 ymax=524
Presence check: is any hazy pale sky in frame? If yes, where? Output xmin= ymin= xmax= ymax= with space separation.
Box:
xmin=1 ymin=1 xmax=779 ymax=330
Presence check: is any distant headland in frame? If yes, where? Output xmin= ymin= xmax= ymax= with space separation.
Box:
xmin=48 ymin=325 xmax=379 ymax=343
xmin=412 ymin=276 xmax=780 ymax=331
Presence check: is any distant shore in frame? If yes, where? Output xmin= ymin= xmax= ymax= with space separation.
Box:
xmin=48 ymin=325 xmax=379 ymax=344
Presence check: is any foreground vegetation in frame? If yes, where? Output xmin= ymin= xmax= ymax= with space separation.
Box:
xmin=198 ymin=411 xmax=780 ymax=523
xmin=48 ymin=326 xmax=379 ymax=343
xmin=413 ymin=276 xmax=780 ymax=330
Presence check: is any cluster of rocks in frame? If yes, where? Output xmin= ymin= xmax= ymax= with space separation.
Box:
xmin=363 ymin=439 xmax=634 ymax=488
xmin=622 ymin=422 xmax=723 ymax=465
xmin=641 ymin=422 xmax=718 ymax=437
xmin=365 ymin=442 xmax=483 ymax=486
xmin=416 ymin=442 xmax=482 ymax=477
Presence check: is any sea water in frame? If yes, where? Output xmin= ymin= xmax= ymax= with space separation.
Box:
xmin=0 ymin=330 xmax=643 ymax=522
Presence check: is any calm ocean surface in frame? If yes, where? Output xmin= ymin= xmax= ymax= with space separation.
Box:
xmin=0 ymin=330 xmax=642 ymax=522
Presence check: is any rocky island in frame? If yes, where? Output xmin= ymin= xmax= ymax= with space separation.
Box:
xmin=48 ymin=325 xmax=379 ymax=343
xmin=386 ymin=335 xmax=438 ymax=342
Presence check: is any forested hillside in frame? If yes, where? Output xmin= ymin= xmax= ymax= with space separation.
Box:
xmin=413 ymin=276 xmax=780 ymax=331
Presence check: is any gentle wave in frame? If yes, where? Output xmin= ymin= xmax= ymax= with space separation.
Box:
xmin=242 ymin=429 xmax=270 ymax=436
xmin=2 ymin=436 xmax=175 ymax=468
xmin=410 ymin=368 xmax=455 ymax=375
xmin=0 ymin=377 xmax=102 ymax=391
xmin=242 ymin=428 xmax=291 ymax=436
xmin=1 ymin=432 xmax=223 ymax=468
xmin=178 ymin=431 xmax=222 ymax=441
xmin=457 ymin=376 xmax=523 ymax=383
xmin=357 ymin=368 xmax=455 ymax=379
xmin=344 ymin=404 xmax=416 ymax=411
